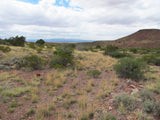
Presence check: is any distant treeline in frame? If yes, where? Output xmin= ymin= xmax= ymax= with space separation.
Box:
xmin=0 ymin=36 xmax=26 ymax=47
xmin=0 ymin=36 xmax=45 ymax=47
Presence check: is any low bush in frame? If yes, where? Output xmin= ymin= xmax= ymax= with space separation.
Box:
xmin=104 ymin=45 xmax=118 ymax=55
xmin=142 ymin=101 xmax=160 ymax=117
xmin=129 ymin=48 xmax=138 ymax=53
xmin=139 ymin=90 xmax=155 ymax=101
xmin=142 ymin=54 xmax=160 ymax=66
xmin=0 ymin=45 xmax=11 ymax=52
xmin=96 ymin=45 xmax=101 ymax=49
xmin=26 ymin=108 xmax=35 ymax=116
xmin=28 ymin=43 xmax=36 ymax=49
xmin=87 ymin=69 xmax=101 ymax=78
xmin=36 ymin=47 xmax=43 ymax=53
xmin=105 ymin=113 xmax=117 ymax=120
xmin=142 ymin=100 xmax=154 ymax=113
xmin=108 ymin=51 xmax=130 ymax=58
xmin=154 ymin=101 xmax=160 ymax=116
xmin=36 ymin=39 xmax=45 ymax=45
xmin=114 ymin=57 xmax=147 ymax=80
xmin=17 ymin=55 xmax=46 ymax=70
xmin=50 ymin=46 xmax=74 ymax=68
xmin=114 ymin=93 xmax=137 ymax=111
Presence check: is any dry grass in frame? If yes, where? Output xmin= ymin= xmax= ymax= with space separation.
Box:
xmin=36 ymin=104 xmax=52 ymax=120
xmin=0 ymin=72 xmax=16 ymax=81
xmin=31 ymin=87 xmax=39 ymax=103
xmin=45 ymin=70 xmax=68 ymax=89
xmin=74 ymin=50 xmax=117 ymax=71
xmin=1 ymin=86 xmax=31 ymax=97
xmin=97 ymin=79 xmax=114 ymax=99
xmin=78 ymin=103 xmax=96 ymax=120
xmin=146 ymin=68 xmax=160 ymax=94
xmin=78 ymin=94 xmax=88 ymax=109
xmin=85 ymin=79 xmax=94 ymax=92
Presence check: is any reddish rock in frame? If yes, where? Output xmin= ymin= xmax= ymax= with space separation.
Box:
xmin=36 ymin=73 xmax=41 ymax=77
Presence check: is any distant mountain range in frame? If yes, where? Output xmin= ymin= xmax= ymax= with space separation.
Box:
xmin=27 ymin=38 xmax=94 ymax=43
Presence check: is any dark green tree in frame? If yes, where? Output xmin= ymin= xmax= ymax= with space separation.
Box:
xmin=36 ymin=39 xmax=45 ymax=45
xmin=6 ymin=36 xmax=26 ymax=47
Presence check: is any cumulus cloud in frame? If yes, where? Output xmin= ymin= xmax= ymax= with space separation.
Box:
xmin=0 ymin=0 xmax=160 ymax=40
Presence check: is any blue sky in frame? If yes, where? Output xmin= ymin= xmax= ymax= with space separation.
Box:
xmin=0 ymin=0 xmax=160 ymax=40
xmin=18 ymin=0 xmax=71 ymax=7
xmin=17 ymin=0 xmax=39 ymax=4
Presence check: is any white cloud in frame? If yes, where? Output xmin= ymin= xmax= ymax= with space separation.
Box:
xmin=0 ymin=0 xmax=160 ymax=40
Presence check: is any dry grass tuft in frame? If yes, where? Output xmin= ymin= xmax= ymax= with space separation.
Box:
xmin=74 ymin=50 xmax=117 ymax=71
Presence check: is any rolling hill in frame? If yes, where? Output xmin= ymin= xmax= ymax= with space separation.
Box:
xmin=92 ymin=29 xmax=160 ymax=48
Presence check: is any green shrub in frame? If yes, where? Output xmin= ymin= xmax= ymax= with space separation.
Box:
xmin=142 ymin=100 xmax=154 ymax=113
xmin=129 ymin=48 xmax=138 ymax=53
xmin=17 ymin=55 xmax=46 ymax=70
xmin=115 ymin=94 xmax=137 ymax=111
xmin=142 ymin=54 xmax=160 ymax=66
xmin=87 ymin=69 xmax=101 ymax=78
xmin=108 ymin=51 xmax=130 ymax=58
xmin=105 ymin=113 xmax=117 ymax=120
xmin=50 ymin=56 xmax=66 ymax=68
xmin=28 ymin=43 xmax=36 ymax=49
xmin=0 ymin=45 xmax=11 ymax=52
xmin=36 ymin=39 xmax=45 ymax=45
xmin=154 ymin=101 xmax=160 ymax=116
xmin=139 ymin=90 xmax=155 ymax=101
xmin=96 ymin=45 xmax=101 ymax=49
xmin=26 ymin=108 xmax=35 ymax=116
xmin=9 ymin=100 xmax=21 ymax=108
xmin=50 ymin=46 xmax=74 ymax=68
xmin=114 ymin=57 xmax=147 ymax=80
xmin=89 ymin=47 xmax=98 ymax=52
xmin=36 ymin=47 xmax=43 ymax=53
xmin=104 ymin=45 xmax=118 ymax=55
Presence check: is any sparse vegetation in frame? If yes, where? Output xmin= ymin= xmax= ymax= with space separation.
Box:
xmin=115 ymin=93 xmax=137 ymax=111
xmin=139 ymin=90 xmax=155 ymax=101
xmin=16 ymin=55 xmax=46 ymax=70
xmin=142 ymin=100 xmax=154 ymax=113
xmin=0 ymin=45 xmax=11 ymax=52
xmin=1 ymin=86 xmax=31 ymax=97
xmin=129 ymin=48 xmax=138 ymax=53
xmin=50 ymin=46 xmax=74 ymax=68
xmin=26 ymin=108 xmax=35 ymax=116
xmin=114 ymin=57 xmax=147 ymax=80
xmin=142 ymin=54 xmax=160 ymax=66
xmin=0 ymin=40 xmax=160 ymax=120
xmin=104 ymin=45 xmax=118 ymax=55
xmin=87 ymin=69 xmax=101 ymax=78
xmin=108 ymin=51 xmax=130 ymax=58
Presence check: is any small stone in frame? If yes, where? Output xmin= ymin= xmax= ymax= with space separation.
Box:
xmin=109 ymin=99 xmax=114 ymax=104
xmin=129 ymin=84 xmax=136 ymax=89
xmin=127 ymin=80 xmax=133 ymax=84
xmin=138 ymin=98 xmax=142 ymax=102
xmin=131 ymin=88 xmax=139 ymax=95
xmin=139 ymin=85 xmax=144 ymax=88
xmin=109 ymin=106 xmax=112 ymax=111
